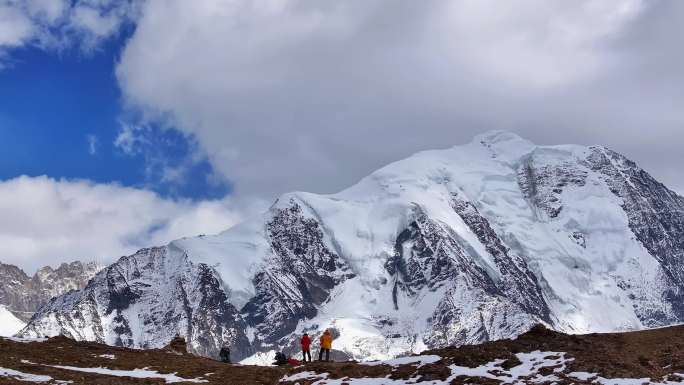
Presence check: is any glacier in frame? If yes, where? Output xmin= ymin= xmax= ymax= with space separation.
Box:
xmin=0 ymin=305 xmax=26 ymax=337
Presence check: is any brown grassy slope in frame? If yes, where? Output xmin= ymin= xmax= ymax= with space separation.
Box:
xmin=1 ymin=324 xmax=684 ymax=384
xmin=0 ymin=336 xmax=285 ymax=385
xmin=428 ymin=324 xmax=684 ymax=379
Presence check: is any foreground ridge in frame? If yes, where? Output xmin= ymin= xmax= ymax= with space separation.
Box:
xmin=3 ymin=324 xmax=684 ymax=384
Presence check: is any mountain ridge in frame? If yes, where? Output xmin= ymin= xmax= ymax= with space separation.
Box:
xmin=0 ymin=260 xmax=101 ymax=322
xmin=19 ymin=131 xmax=684 ymax=363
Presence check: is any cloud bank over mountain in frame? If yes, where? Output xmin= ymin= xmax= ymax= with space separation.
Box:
xmin=115 ymin=0 xmax=684 ymax=196
xmin=0 ymin=175 xmax=265 ymax=272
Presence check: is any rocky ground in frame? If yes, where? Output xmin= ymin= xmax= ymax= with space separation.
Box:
xmin=2 ymin=324 xmax=684 ymax=384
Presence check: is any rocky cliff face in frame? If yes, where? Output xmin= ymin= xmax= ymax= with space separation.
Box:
xmin=0 ymin=261 xmax=100 ymax=321
xmin=21 ymin=247 xmax=252 ymax=360
xmin=242 ymin=201 xmax=356 ymax=349
xmin=19 ymin=131 xmax=684 ymax=362
xmin=583 ymin=147 xmax=684 ymax=324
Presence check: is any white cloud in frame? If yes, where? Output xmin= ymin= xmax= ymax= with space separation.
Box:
xmin=115 ymin=0 xmax=684 ymax=199
xmin=67 ymin=1 xmax=139 ymax=51
xmin=437 ymin=0 xmax=644 ymax=87
xmin=24 ymin=0 xmax=68 ymax=23
xmin=0 ymin=4 xmax=34 ymax=47
xmin=0 ymin=175 xmax=267 ymax=273
xmin=86 ymin=134 xmax=98 ymax=155
xmin=0 ymin=0 xmax=138 ymax=65
xmin=114 ymin=121 xmax=146 ymax=155
xmin=71 ymin=5 xmax=119 ymax=38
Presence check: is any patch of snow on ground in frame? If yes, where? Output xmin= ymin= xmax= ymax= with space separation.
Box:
xmin=281 ymin=371 xmax=329 ymax=382
xmin=448 ymin=350 xmax=570 ymax=384
xmin=572 ymin=374 xmax=684 ymax=385
xmin=96 ymin=354 xmax=116 ymax=360
xmin=45 ymin=365 xmax=207 ymax=383
xmin=593 ymin=378 xmax=652 ymax=385
xmin=0 ymin=367 xmax=54 ymax=382
xmin=569 ymin=371 xmax=598 ymax=381
xmin=4 ymin=337 xmax=48 ymax=343
xmin=360 ymin=355 xmax=441 ymax=367
xmin=292 ymin=378 xmax=400 ymax=385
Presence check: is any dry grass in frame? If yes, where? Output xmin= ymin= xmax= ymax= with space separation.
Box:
xmin=1 ymin=324 xmax=684 ymax=384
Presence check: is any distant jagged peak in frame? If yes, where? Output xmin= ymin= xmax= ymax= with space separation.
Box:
xmin=35 ymin=260 xmax=103 ymax=276
xmin=0 ymin=261 xmax=105 ymax=279
xmin=0 ymin=260 xmax=103 ymax=281
xmin=0 ymin=259 xmax=104 ymax=322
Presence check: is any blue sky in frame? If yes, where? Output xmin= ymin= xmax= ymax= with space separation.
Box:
xmin=0 ymin=29 xmax=228 ymax=201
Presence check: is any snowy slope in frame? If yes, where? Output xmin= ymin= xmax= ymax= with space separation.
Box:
xmin=0 ymin=305 xmax=25 ymax=337
xmin=21 ymin=247 xmax=252 ymax=359
xmin=21 ymin=131 xmax=684 ymax=362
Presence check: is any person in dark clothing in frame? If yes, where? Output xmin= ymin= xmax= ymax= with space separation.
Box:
xmin=273 ymin=352 xmax=289 ymax=366
xmin=301 ymin=333 xmax=312 ymax=362
xmin=219 ymin=347 xmax=231 ymax=363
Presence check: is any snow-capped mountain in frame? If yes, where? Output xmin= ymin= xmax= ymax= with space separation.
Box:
xmin=0 ymin=261 xmax=101 ymax=322
xmin=19 ymin=131 xmax=684 ymax=362
xmin=21 ymin=247 xmax=252 ymax=358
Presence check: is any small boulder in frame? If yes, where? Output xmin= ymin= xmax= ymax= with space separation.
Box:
xmin=164 ymin=335 xmax=188 ymax=355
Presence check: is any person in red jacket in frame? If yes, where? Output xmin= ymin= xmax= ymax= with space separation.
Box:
xmin=300 ymin=333 xmax=312 ymax=362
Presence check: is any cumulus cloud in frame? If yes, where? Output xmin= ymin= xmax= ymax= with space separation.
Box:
xmin=116 ymin=0 xmax=684 ymax=196
xmin=0 ymin=175 xmax=266 ymax=273
xmin=0 ymin=0 xmax=138 ymax=66
xmin=0 ymin=3 xmax=34 ymax=47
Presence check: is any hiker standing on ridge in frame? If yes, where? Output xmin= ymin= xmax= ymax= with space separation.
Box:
xmin=219 ymin=346 xmax=231 ymax=363
xmin=318 ymin=329 xmax=332 ymax=362
xmin=301 ymin=333 xmax=312 ymax=362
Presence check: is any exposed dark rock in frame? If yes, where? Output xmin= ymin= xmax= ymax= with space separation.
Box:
xmin=0 ymin=261 xmax=100 ymax=321
xmin=243 ymin=199 xmax=355 ymax=349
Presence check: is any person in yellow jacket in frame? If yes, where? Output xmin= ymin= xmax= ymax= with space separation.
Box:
xmin=318 ymin=329 xmax=333 ymax=362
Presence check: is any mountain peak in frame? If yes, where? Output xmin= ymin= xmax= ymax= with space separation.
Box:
xmin=473 ymin=130 xmax=528 ymax=145
xmin=469 ymin=130 xmax=536 ymax=163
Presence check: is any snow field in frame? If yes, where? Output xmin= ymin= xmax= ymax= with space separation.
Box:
xmin=0 ymin=305 xmax=26 ymax=337
xmin=359 ymin=355 xmax=441 ymax=367
xmin=3 ymin=337 xmax=48 ymax=343
xmin=0 ymin=367 xmax=56 ymax=383
xmin=44 ymin=365 xmax=208 ymax=383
